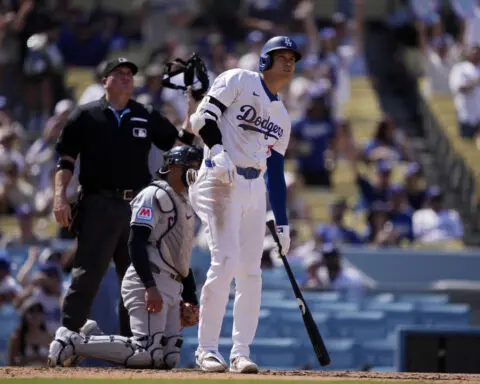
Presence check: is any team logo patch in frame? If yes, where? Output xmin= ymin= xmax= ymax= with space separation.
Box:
xmin=136 ymin=207 xmax=152 ymax=221
xmin=133 ymin=127 xmax=147 ymax=138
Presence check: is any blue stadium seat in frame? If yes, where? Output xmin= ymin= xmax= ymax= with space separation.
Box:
xmin=316 ymin=338 xmax=356 ymax=370
xmin=261 ymin=290 xmax=286 ymax=302
xmin=416 ymin=304 xmax=471 ymax=326
xmin=397 ymin=293 xmax=449 ymax=305
xmin=299 ymin=291 xmax=341 ymax=303
xmin=221 ymin=310 xmax=274 ymax=338
xmin=362 ymin=293 xmax=395 ymax=305
xmin=358 ymin=338 xmax=396 ymax=367
xmin=276 ymin=312 xmax=329 ymax=341
xmin=364 ymin=302 xmax=416 ymax=332
xmin=329 ymin=311 xmax=388 ymax=341
xmin=250 ymin=337 xmax=301 ymax=369
xmin=310 ymin=302 xmax=360 ymax=313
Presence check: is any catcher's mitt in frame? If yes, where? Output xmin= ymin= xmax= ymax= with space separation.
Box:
xmin=180 ymin=301 xmax=199 ymax=327
xmin=161 ymin=53 xmax=210 ymax=101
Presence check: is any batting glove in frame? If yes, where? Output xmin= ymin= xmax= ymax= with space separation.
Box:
xmin=206 ymin=144 xmax=236 ymax=185
xmin=276 ymin=225 xmax=290 ymax=255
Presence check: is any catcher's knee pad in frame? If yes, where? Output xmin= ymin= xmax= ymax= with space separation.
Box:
xmin=163 ymin=335 xmax=183 ymax=369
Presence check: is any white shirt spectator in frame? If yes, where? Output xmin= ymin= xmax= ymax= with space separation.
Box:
xmin=449 ymin=60 xmax=480 ymax=124
xmin=412 ymin=208 xmax=464 ymax=243
xmin=78 ymin=83 xmax=105 ymax=106
xmin=0 ymin=275 xmax=22 ymax=296
xmin=238 ymin=52 xmax=260 ymax=72
xmin=424 ymin=44 xmax=460 ymax=97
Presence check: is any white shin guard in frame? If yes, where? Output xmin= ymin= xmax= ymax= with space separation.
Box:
xmin=74 ymin=332 xmax=166 ymax=368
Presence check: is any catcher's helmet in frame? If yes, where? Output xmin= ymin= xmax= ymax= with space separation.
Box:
xmin=258 ymin=36 xmax=302 ymax=72
xmin=163 ymin=145 xmax=203 ymax=168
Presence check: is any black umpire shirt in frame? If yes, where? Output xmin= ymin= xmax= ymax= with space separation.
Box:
xmin=56 ymin=96 xmax=193 ymax=191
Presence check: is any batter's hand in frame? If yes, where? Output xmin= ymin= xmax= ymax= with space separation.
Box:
xmin=207 ymin=144 xmax=235 ymax=185
xmin=53 ymin=193 xmax=71 ymax=227
xmin=276 ymin=225 xmax=291 ymax=255
xmin=145 ymin=287 xmax=163 ymax=313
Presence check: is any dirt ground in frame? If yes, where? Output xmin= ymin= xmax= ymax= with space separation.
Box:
xmin=1 ymin=368 xmax=480 ymax=382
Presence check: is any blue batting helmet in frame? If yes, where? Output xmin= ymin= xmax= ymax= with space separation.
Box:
xmin=258 ymin=36 xmax=302 ymax=72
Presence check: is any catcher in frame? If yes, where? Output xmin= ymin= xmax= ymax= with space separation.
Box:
xmin=48 ymin=145 xmax=204 ymax=369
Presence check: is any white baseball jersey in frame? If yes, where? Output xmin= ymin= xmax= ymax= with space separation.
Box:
xmin=197 ymin=69 xmax=291 ymax=170
xmin=130 ymin=179 xmax=196 ymax=278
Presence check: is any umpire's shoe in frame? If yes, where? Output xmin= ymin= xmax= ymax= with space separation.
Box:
xmin=47 ymin=326 xmax=82 ymax=367
xmin=230 ymin=356 xmax=259 ymax=374
xmin=196 ymin=350 xmax=228 ymax=372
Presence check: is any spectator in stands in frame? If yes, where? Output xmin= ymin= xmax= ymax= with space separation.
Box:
xmin=315 ymin=197 xmax=363 ymax=245
xmin=0 ymin=256 xmax=22 ymax=307
xmin=1 ymin=204 xmax=50 ymax=249
xmin=387 ymin=185 xmax=414 ymax=244
xmin=362 ymin=117 xmax=413 ymax=164
xmin=78 ymin=61 xmax=106 ymax=106
xmin=353 ymin=159 xmax=395 ymax=210
xmin=412 ymin=186 xmax=464 ymax=245
xmin=14 ymin=261 xmax=62 ymax=336
xmin=25 ymin=99 xmax=74 ymax=193
xmin=416 ymin=19 xmax=461 ymax=97
xmin=0 ymin=126 xmax=24 ymax=176
xmin=238 ymin=30 xmax=265 ymax=72
xmin=57 ymin=15 xmax=110 ymax=67
xmin=0 ymin=161 xmax=35 ymax=214
xmin=302 ymin=243 xmax=365 ymax=299
xmin=8 ymin=298 xmax=51 ymax=366
xmin=364 ymin=201 xmax=402 ymax=247
xmin=449 ymin=44 xmax=480 ymax=139
xmin=403 ymin=162 xmax=428 ymax=210
xmin=291 ymin=94 xmax=337 ymax=187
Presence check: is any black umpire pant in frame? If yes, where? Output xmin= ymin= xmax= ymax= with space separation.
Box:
xmin=61 ymin=193 xmax=133 ymax=337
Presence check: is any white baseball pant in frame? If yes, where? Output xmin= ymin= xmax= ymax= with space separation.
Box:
xmin=189 ymin=165 xmax=266 ymax=359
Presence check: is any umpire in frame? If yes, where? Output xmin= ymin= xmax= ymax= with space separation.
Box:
xmin=53 ymin=57 xmax=197 ymax=337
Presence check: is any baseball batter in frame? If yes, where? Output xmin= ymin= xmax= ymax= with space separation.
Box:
xmin=189 ymin=36 xmax=302 ymax=373
xmin=47 ymin=146 xmax=203 ymax=369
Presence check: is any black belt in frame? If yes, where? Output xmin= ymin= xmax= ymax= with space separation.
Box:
xmin=83 ymin=188 xmax=140 ymax=201
xmin=149 ymin=262 xmax=182 ymax=282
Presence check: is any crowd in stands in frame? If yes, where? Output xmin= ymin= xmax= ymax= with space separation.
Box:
xmin=0 ymin=0 xmax=473 ymax=367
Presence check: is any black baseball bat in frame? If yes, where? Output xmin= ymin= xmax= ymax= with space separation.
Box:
xmin=266 ymin=220 xmax=331 ymax=367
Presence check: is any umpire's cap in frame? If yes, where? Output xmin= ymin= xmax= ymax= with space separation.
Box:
xmin=163 ymin=146 xmax=203 ymax=168
xmin=100 ymin=57 xmax=138 ymax=79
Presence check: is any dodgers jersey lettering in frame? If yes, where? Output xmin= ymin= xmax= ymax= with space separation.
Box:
xmin=130 ymin=179 xmax=195 ymax=277
xmin=199 ymin=69 xmax=291 ymax=170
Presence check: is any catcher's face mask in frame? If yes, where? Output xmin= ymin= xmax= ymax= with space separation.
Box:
xmin=161 ymin=53 xmax=210 ymax=101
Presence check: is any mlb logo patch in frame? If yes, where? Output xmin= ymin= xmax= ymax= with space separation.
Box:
xmin=133 ymin=127 xmax=147 ymax=138
xmin=136 ymin=206 xmax=152 ymax=221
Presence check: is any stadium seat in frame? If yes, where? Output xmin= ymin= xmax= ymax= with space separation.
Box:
xmin=310 ymin=302 xmax=360 ymax=313
xmin=299 ymin=291 xmax=341 ymax=303
xmin=364 ymin=302 xmax=416 ymax=332
xmin=416 ymin=304 xmax=471 ymax=326
xmin=221 ymin=309 xmax=274 ymax=338
xmin=317 ymin=338 xmax=357 ymax=370
xmin=358 ymin=338 xmax=396 ymax=368
xmin=329 ymin=311 xmax=388 ymax=341
xmin=396 ymin=293 xmax=449 ymax=305
xmin=276 ymin=312 xmax=330 ymax=341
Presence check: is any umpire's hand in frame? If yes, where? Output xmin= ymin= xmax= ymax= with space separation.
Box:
xmin=145 ymin=286 xmax=163 ymax=313
xmin=53 ymin=193 xmax=71 ymax=227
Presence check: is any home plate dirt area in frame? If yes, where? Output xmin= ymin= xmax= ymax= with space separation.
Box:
xmin=1 ymin=367 xmax=480 ymax=383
